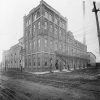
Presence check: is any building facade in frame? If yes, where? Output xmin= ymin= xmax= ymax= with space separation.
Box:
xmin=23 ymin=0 xmax=88 ymax=72
xmin=87 ymin=52 xmax=96 ymax=66
xmin=2 ymin=38 xmax=24 ymax=70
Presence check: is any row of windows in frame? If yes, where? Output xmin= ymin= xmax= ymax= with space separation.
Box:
xmin=25 ymin=39 xmax=85 ymax=56
xmin=44 ymin=11 xmax=66 ymax=29
xmin=25 ymin=22 xmax=66 ymax=39
xmin=26 ymin=9 xmax=41 ymax=27
xmin=25 ymin=56 xmax=48 ymax=67
xmin=25 ymin=7 xmax=66 ymax=29
xmin=27 ymin=39 xmax=85 ymax=53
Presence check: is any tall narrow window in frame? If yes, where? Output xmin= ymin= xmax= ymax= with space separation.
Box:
xmin=30 ymin=42 xmax=32 ymax=52
xmin=55 ymin=17 xmax=58 ymax=24
xmin=44 ymin=39 xmax=47 ymax=47
xmin=37 ymin=11 xmax=40 ymax=18
xmin=34 ymin=14 xmax=36 ymax=21
xmin=59 ymin=29 xmax=62 ymax=38
xmin=50 ymin=24 xmax=53 ymax=32
xmin=38 ymin=22 xmax=41 ymax=29
xmin=50 ymin=41 xmax=53 ymax=50
xmin=29 ymin=19 xmax=31 ymax=25
xmin=33 ymin=41 xmax=35 ymax=49
xmin=33 ymin=25 xmax=36 ymax=33
xmin=54 ymin=41 xmax=58 ymax=51
xmin=49 ymin=14 xmax=52 ymax=21
xmin=44 ymin=21 xmax=47 ymax=29
xmin=37 ymin=57 xmax=40 ymax=66
xmin=45 ymin=12 xmax=48 ymax=18
xmin=55 ymin=27 xmax=57 ymax=34
xmin=38 ymin=39 xmax=41 ymax=48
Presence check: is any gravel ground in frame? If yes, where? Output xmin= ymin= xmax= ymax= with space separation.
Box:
xmin=0 ymin=67 xmax=100 ymax=100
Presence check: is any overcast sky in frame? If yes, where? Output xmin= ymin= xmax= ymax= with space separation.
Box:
xmin=0 ymin=0 xmax=100 ymax=62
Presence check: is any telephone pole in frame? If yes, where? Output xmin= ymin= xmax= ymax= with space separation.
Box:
xmin=92 ymin=1 xmax=100 ymax=53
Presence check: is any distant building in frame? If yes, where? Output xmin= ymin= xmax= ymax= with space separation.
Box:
xmin=2 ymin=37 xmax=24 ymax=70
xmin=87 ymin=52 xmax=96 ymax=66
xmin=23 ymin=0 xmax=88 ymax=72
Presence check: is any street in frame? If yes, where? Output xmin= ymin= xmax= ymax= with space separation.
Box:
xmin=0 ymin=68 xmax=100 ymax=100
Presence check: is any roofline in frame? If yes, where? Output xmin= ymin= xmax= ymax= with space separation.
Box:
xmin=87 ymin=52 xmax=96 ymax=58
xmin=24 ymin=0 xmax=67 ymax=21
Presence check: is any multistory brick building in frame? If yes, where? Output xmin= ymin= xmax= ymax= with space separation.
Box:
xmin=23 ymin=0 xmax=88 ymax=72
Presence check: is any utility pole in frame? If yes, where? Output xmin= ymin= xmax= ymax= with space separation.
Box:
xmin=92 ymin=1 xmax=100 ymax=53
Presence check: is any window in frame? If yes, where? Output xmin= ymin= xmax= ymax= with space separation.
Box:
xmin=33 ymin=41 xmax=35 ymax=49
xmin=33 ymin=25 xmax=36 ymax=33
xmin=38 ymin=39 xmax=41 ymax=48
xmin=50 ymin=41 xmax=52 ymax=46
xmin=30 ymin=42 xmax=32 ymax=50
xmin=55 ymin=27 xmax=58 ymax=34
xmin=26 ymin=43 xmax=28 ymax=53
xmin=44 ymin=39 xmax=47 ymax=47
xmin=37 ymin=57 xmax=40 ymax=66
xmin=63 ymin=23 xmax=65 ymax=29
xmin=26 ymin=21 xmax=28 ymax=27
xmin=38 ymin=22 xmax=41 ymax=29
xmin=50 ymin=24 xmax=53 ymax=32
xmin=55 ymin=17 xmax=58 ymax=24
xmin=44 ymin=21 xmax=47 ymax=29
xmin=37 ymin=11 xmax=40 ymax=18
xmin=28 ymin=55 xmax=31 ymax=67
xmin=29 ymin=42 xmax=30 ymax=52
xmin=45 ymin=61 xmax=47 ymax=66
xmin=44 ymin=57 xmax=48 ymax=66
xmin=32 ymin=55 xmax=35 ymax=66
xmin=34 ymin=14 xmax=36 ymax=21
xmin=63 ymin=44 xmax=65 ymax=52
xmin=45 ymin=11 xmax=48 ymax=18
xmin=55 ymin=17 xmax=57 ymax=24
xmin=54 ymin=41 xmax=58 ymax=51
xmin=29 ymin=19 xmax=31 ymax=25
xmin=59 ymin=29 xmax=62 ymax=37
xmin=49 ymin=14 xmax=52 ymax=21
xmin=60 ymin=20 xmax=62 ymax=27
xmin=59 ymin=42 xmax=62 ymax=50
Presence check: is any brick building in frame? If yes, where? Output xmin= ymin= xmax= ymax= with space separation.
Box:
xmin=2 ymin=37 xmax=24 ymax=70
xmin=23 ymin=0 xmax=88 ymax=72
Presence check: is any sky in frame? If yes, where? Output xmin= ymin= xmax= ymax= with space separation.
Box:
xmin=0 ymin=0 xmax=100 ymax=62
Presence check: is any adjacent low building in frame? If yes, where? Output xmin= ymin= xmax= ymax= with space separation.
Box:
xmin=2 ymin=37 xmax=24 ymax=70
xmin=87 ymin=52 xmax=96 ymax=67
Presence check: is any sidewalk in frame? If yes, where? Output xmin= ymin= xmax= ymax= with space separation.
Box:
xmin=27 ymin=69 xmax=71 ymax=75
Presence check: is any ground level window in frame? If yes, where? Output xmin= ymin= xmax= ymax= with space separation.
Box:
xmin=37 ymin=58 xmax=40 ymax=66
xmin=44 ymin=61 xmax=47 ymax=66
